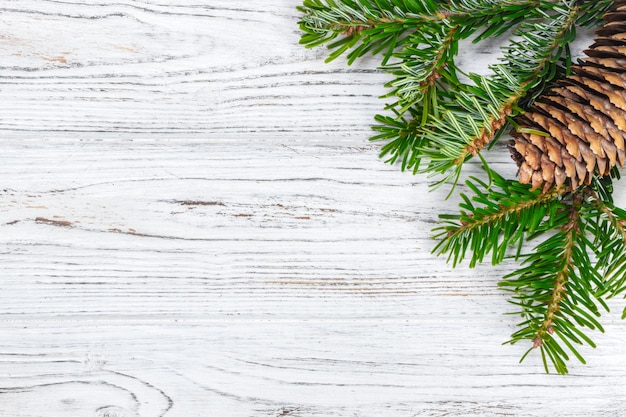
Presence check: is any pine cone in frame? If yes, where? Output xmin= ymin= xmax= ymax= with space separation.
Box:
xmin=509 ymin=7 xmax=626 ymax=192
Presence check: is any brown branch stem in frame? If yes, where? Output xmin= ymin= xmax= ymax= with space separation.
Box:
xmin=532 ymin=194 xmax=583 ymax=348
xmin=448 ymin=187 xmax=562 ymax=239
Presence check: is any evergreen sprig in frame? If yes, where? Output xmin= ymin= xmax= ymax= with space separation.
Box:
xmin=298 ymin=0 xmax=626 ymax=373
xmin=298 ymin=0 xmax=441 ymax=65
xmin=500 ymin=184 xmax=626 ymax=374
xmin=501 ymin=204 xmax=603 ymax=375
xmin=420 ymin=4 xmax=581 ymax=182
xmin=432 ymin=169 xmax=566 ymax=268
xmin=430 ymin=167 xmax=626 ymax=373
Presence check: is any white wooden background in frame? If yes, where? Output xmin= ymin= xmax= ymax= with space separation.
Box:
xmin=2 ymin=1 xmax=626 ymax=416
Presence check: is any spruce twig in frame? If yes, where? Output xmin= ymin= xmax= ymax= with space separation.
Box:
xmin=421 ymin=2 xmax=583 ymax=183
xmin=500 ymin=191 xmax=596 ymax=375
xmin=433 ymin=170 xmax=565 ymax=267
xmin=298 ymin=0 xmax=626 ymax=374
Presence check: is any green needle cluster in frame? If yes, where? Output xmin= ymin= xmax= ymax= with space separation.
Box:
xmin=298 ymin=0 xmax=626 ymax=374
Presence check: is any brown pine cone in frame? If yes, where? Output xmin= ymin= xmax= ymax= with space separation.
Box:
xmin=510 ymin=5 xmax=626 ymax=192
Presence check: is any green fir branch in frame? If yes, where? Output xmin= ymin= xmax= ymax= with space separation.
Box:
xmin=298 ymin=0 xmax=626 ymax=373
xmin=433 ymin=170 xmax=626 ymax=373
xmin=583 ymin=189 xmax=626 ymax=299
xmin=576 ymin=0 xmax=615 ymax=28
xmin=500 ymin=193 xmax=608 ymax=374
xmin=370 ymin=107 xmax=429 ymax=172
xmin=433 ymin=169 xmax=566 ymax=267
xmin=418 ymin=2 xmax=582 ymax=182
xmin=297 ymin=0 xmax=553 ymax=66
xmin=382 ymin=23 xmax=460 ymax=114
xmin=298 ymin=0 xmax=442 ymax=64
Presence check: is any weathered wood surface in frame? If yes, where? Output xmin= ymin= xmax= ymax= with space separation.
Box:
xmin=1 ymin=2 xmax=626 ymax=416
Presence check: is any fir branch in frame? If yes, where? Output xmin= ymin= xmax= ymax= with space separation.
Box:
xmin=433 ymin=170 xmax=566 ymax=267
xmin=381 ymin=0 xmax=563 ymax=111
xmin=501 ymin=192 xmax=609 ymax=374
xmin=371 ymin=108 xmax=429 ymax=171
xmin=592 ymin=198 xmax=626 ymax=251
xmin=383 ymin=24 xmax=460 ymax=113
xmin=576 ymin=0 xmax=615 ymax=28
xmin=583 ymin=188 xmax=626 ymax=298
xmin=298 ymin=0 xmax=626 ymax=374
xmin=298 ymin=0 xmax=556 ymax=65
xmin=436 ymin=174 xmax=625 ymax=373
xmin=423 ymin=85 xmax=512 ymax=180
xmin=531 ymin=200 xmax=580 ymax=350
xmin=420 ymin=2 xmax=581 ymax=182
xmin=444 ymin=0 xmax=544 ymax=40
xmin=298 ymin=0 xmax=442 ymax=64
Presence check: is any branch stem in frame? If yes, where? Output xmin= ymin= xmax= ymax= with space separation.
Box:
xmin=449 ymin=187 xmax=561 ymax=238
xmin=533 ymin=195 xmax=582 ymax=348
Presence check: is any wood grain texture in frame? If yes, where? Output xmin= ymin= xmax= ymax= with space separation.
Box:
xmin=1 ymin=1 xmax=626 ymax=416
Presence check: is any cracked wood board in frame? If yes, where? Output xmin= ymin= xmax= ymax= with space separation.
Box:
xmin=1 ymin=1 xmax=626 ymax=417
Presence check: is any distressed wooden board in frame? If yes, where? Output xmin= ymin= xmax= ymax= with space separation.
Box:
xmin=1 ymin=2 xmax=626 ymax=417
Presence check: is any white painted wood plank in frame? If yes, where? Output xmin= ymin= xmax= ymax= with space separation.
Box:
xmin=0 ymin=0 xmax=387 ymax=140
xmin=3 ymin=139 xmax=626 ymax=417
xmin=1 ymin=1 xmax=626 ymax=416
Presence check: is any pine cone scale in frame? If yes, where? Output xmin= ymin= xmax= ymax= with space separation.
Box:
xmin=561 ymin=148 xmax=576 ymax=178
xmin=545 ymin=137 xmax=563 ymax=167
xmin=562 ymin=84 xmax=626 ymax=144
xmin=574 ymin=64 xmax=626 ymax=91
xmin=527 ymin=108 xmax=593 ymax=163
xmin=532 ymin=99 xmax=606 ymax=160
xmin=569 ymin=75 xmax=626 ymax=111
xmin=584 ymin=56 xmax=626 ymax=71
xmin=556 ymin=87 xmax=626 ymax=153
